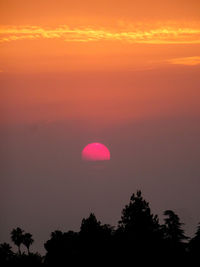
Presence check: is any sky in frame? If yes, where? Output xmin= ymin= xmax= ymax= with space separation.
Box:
xmin=0 ymin=0 xmax=200 ymax=254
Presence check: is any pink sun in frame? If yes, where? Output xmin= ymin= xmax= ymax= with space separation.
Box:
xmin=82 ymin=143 xmax=111 ymax=161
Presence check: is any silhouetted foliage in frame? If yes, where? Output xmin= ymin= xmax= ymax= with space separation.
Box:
xmin=119 ymin=190 xmax=160 ymax=234
xmin=22 ymin=233 xmax=34 ymax=254
xmin=79 ymin=213 xmax=114 ymax=265
xmin=5 ymin=227 xmax=43 ymax=266
xmin=0 ymin=242 xmax=42 ymax=267
xmin=44 ymin=230 xmax=80 ymax=265
xmin=0 ymin=243 xmax=14 ymax=265
xmin=117 ymin=190 xmax=163 ymax=264
xmin=162 ymin=210 xmax=188 ymax=265
xmin=11 ymin=227 xmax=24 ymax=255
xmin=188 ymin=222 xmax=200 ymax=263
xmin=1 ymin=190 xmax=199 ymax=266
xmin=163 ymin=210 xmax=188 ymax=243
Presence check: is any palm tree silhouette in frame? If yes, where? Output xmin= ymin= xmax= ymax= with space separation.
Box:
xmin=11 ymin=227 xmax=24 ymax=255
xmin=22 ymin=233 xmax=34 ymax=254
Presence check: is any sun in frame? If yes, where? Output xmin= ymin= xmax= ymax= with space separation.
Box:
xmin=82 ymin=143 xmax=111 ymax=161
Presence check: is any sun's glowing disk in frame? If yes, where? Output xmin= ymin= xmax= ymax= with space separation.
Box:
xmin=82 ymin=143 xmax=110 ymax=161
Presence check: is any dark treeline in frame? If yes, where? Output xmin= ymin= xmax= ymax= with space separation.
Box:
xmin=1 ymin=190 xmax=200 ymax=266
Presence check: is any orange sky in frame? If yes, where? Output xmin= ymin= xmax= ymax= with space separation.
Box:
xmin=1 ymin=0 xmax=200 ymax=24
xmin=0 ymin=0 xmax=200 ymax=71
xmin=0 ymin=0 xmax=200 ymax=126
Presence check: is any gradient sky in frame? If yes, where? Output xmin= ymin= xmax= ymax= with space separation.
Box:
xmin=0 ymin=0 xmax=200 ymax=254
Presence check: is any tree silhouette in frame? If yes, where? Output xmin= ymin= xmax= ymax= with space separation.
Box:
xmin=11 ymin=227 xmax=24 ymax=255
xmin=118 ymin=190 xmax=162 ymax=264
xmin=44 ymin=230 xmax=80 ymax=265
xmin=80 ymin=213 xmax=101 ymax=236
xmin=162 ymin=210 xmax=188 ymax=264
xmin=163 ymin=210 xmax=188 ymax=243
xmin=44 ymin=230 xmax=64 ymax=256
xmin=1 ymin=190 xmax=199 ymax=266
xmin=0 ymin=243 xmax=13 ymax=264
xmin=80 ymin=213 xmax=114 ymax=265
xmin=22 ymin=233 xmax=34 ymax=254
xmin=188 ymin=222 xmax=200 ymax=258
xmin=119 ymin=190 xmax=160 ymax=237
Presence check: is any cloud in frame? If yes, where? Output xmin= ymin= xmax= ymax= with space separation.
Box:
xmin=0 ymin=23 xmax=200 ymax=44
xmin=167 ymin=56 xmax=200 ymax=66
